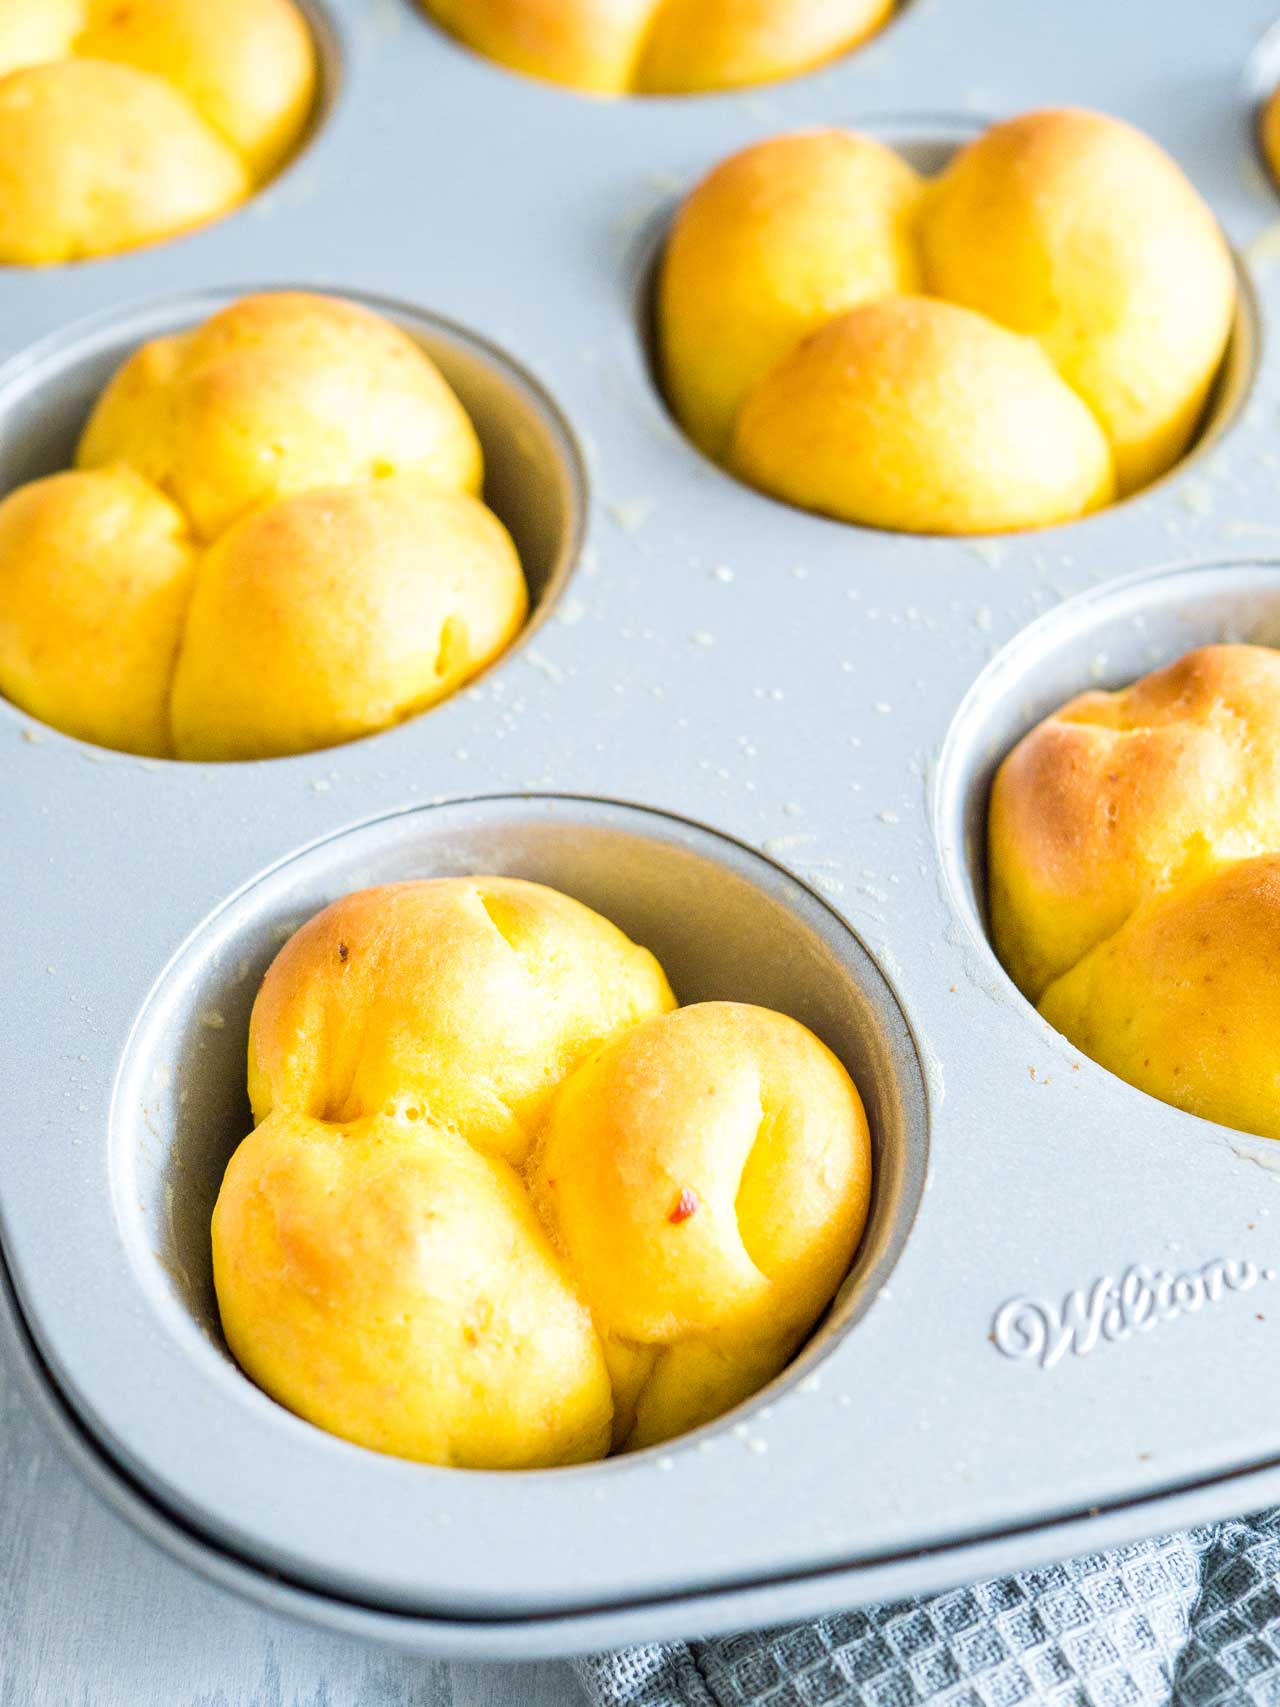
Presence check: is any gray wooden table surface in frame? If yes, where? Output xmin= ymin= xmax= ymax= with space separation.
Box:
xmin=0 ymin=1357 xmax=587 ymax=1707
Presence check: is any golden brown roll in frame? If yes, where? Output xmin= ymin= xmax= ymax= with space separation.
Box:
xmin=170 ymin=479 xmax=523 ymax=761
xmin=1262 ymin=86 xmax=1280 ymax=193
xmin=660 ymin=130 xmax=924 ymax=462
xmin=0 ymin=0 xmax=315 ymax=263
xmin=214 ymin=1108 xmax=616 ymax=1469
xmin=421 ymin=0 xmax=892 ymax=96
xmin=0 ymin=468 xmax=195 ymax=758
xmin=78 ymin=291 xmax=483 ymax=543
xmin=533 ymin=1001 xmax=871 ymax=1449
xmin=989 ymin=644 xmax=1280 ymax=1139
xmin=990 ymin=645 xmax=1280 ymax=1001
xmin=919 ymin=110 xmax=1236 ymax=496
xmin=75 ymin=0 xmax=316 ymax=179
xmin=659 ymin=109 xmax=1234 ymax=534
xmin=732 ymin=297 xmax=1114 ymax=535
xmin=213 ymin=879 xmax=873 ymax=1465
xmin=244 ymin=878 xmax=677 ymax=1165
xmin=1037 ymin=856 xmax=1280 ymax=1141
xmin=0 ymin=292 xmax=527 ymax=762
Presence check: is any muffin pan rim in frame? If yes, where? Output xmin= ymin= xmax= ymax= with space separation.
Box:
xmin=11 ymin=1237 xmax=1280 ymax=1661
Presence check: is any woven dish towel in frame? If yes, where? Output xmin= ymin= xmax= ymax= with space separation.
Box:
xmin=575 ymin=1514 xmax=1280 ymax=1706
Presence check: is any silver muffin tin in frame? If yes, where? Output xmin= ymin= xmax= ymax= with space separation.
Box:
xmin=6 ymin=0 xmax=1280 ymax=1661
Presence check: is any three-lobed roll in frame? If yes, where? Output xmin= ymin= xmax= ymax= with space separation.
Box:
xmin=659 ymin=110 xmax=1236 ymax=534
xmin=0 ymin=292 xmax=528 ymax=761
xmin=212 ymin=877 xmax=873 ymax=1467
xmin=990 ymin=644 xmax=1280 ymax=1140
xmin=0 ymin=0 xmax=316 ymax=262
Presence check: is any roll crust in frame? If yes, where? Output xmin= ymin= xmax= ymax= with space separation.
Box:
xmin=659 ymin=110 xmax=1233 ymax=534
xmin=0 ymin=292 xmax=524 ymax=761
xmin=990 ymin=644 xmax=1280 ymax=1140
xmin=421 ymin=0 xmax=892 ymax=95
xmin=0 ymin=0 xmax=315 ymax=262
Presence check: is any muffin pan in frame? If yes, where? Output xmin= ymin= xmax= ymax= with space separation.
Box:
xmin=6 ymin=0 xmax=1280 ymax=1659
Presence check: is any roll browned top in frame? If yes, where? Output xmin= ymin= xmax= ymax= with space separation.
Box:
xmin=990 ymin=643 xmax=1280 ymax=1140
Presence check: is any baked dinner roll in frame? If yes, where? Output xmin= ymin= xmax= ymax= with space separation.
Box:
xmin=0 ymin=468 xmax=195 ymax=759
xmin=989 ymin=644 xmax=1280 ymax=1140
xmin=246 ymin=878 xmax=676 ymax=1166
xmin=0 ymin=60 xmax=246 ymax=266
xmin=169 ymin=479 xmax=523 ymax=761
xmin=1261 ymin=87 xmax=1280 ymax=193
xmin=989 ymin=645 xmax=1280 ymax=1002
xmin=79 ymin=291 xmax=483 ymax=543
xmin=214 ymin=1109 xmax=615 ymax=1469
xmin=0 ymin=0 xmax=315 ymax=263
xmin=213 ymin=880 xmax=873 ymax=1465
xmin=733 ymin=297 xmax=1114 ymax=535
xmin=659 ymin=110 xmax=1234 ymax=533
xmin=422 ymin=0 xmax=892 ymax=96
xmin=1038 ymin=856 xmax=1280 ymax=1142
xmin=75 ymin=0 xmax=316 ymax=180
xmin=533 ymin=1001 xmax=871 ymax=1449
xmin=660 ymin=130 xmax=924 ymax=461
xmin=920 ymin=110 xmax=1237 ymax=495
xmin=0 ymin=292 xmax=526 ymax=761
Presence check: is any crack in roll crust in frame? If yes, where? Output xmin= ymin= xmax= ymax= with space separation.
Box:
xmin=421 ymin=0 xmax=893 ymax=96
xmin=0 ymin=0 xmax=316 ymax=263
xmin=989 ymin=644 xmax=1280 ymax=1139
xmin=0 ymin=292 xmax=528 ymax=762
xmin=659 ymin=111 xmax=1235 ymax=535
xmin=213 ymin=877 xmax=873 ymax=1467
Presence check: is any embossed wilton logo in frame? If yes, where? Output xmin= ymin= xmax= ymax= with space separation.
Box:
xmin=992 ymin=1259 xmax=1277 ymax=1370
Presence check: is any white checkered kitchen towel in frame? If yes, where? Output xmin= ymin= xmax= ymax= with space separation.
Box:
xmin=576 ymin=1515 xmax=1280 ymax=1706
